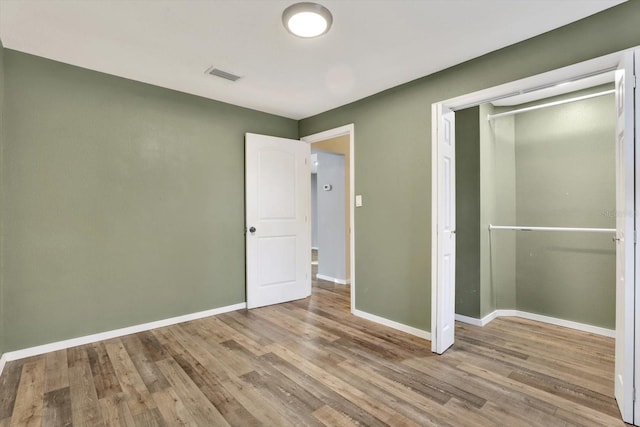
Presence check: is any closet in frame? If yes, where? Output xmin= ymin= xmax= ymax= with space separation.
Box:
xmin=455 ymin=76 xmax=617 ymax=332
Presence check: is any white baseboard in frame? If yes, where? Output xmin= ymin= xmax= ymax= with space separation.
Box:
xmin=0 ymin=302 xmax=247 ymax=375
xmin=455 ymin=313 xmax=485 ymax=327
xmin=455 ymin=309 xmax=614 ymax=338
xmin=353 ymin=309 xmax=431 ymax=340
xmin=0 ymin=354 xmax=6 ymax=377
xmin=316 ymin=274 xmax=350 ymax=285
xmin=510 ymin=310 xmax=615 ymax=338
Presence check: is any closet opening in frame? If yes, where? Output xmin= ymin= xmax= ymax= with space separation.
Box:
xmin=431 ymin=47 xmax=639 ymax=424
xmin=455 ymin=74 xmax=617 ymax=335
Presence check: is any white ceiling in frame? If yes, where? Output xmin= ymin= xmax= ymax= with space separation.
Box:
xmin=0 ymin=0 xmax=625 ymax=120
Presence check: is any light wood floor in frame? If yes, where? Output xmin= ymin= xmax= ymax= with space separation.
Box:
xmin=0 ymin=274 xmax=624 ymax=426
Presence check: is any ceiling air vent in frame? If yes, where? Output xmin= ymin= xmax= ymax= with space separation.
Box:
xmin=206 ymin=67 xmax=242 ymax=82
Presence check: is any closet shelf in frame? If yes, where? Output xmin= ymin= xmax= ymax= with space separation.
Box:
xmin=489 ymin=224 xmax=615 ymax=233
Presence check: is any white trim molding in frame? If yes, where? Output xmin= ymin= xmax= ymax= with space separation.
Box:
xmin=455 ymin=309 xmax=615 ymax=338
xmin=353 ymin=309 xmax=431 ymax=340
xmin=0 ymin=355 xmax=7 ymax=378
xmin=316 ymin=274 xmax=350 ymax=285
xmin=0 ymin=302 xmax=246 ymax=374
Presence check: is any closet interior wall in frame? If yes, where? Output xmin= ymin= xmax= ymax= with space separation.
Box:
xmin=455 ymin=84 xmax=616 ymax=329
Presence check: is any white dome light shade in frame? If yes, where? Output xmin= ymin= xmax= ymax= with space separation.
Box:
xmin=283 ymin=3 xmax=333 ymax=38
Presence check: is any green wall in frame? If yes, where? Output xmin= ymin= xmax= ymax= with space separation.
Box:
xmin=2 ymin=50 xmax=297 ymax=351
xmin=299 ymin=1 xmax=640 ymax=331
xmin=480 ymin=103 xmax=517 ymax=317
xmin=514 ymin=86 xmax=616 ymax=328
xmin=455 ymin=107 xmax=480 ymax=318
xmin=456 ymin=104 xmax=516 ymax=320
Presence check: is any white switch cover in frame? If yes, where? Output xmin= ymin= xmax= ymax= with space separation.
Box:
xmin=355 ymin=195 xmax=363 ymax=207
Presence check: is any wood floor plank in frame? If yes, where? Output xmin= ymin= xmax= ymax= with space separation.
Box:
xmin=103 ymin=339 xmax=156 ymax=417
xmin=67 ymin=346 xmax=105 ymax=427
xmin=183 ymin=316 xmax=267 ymax=357
xmin=44 ymin=351 xmax=69 ymax=393
xmin=151 ymin=327 xmax=232 ymax=382
xmin=136 ymin=332 xmax=170 ymax=363
xmin=332 ymin=337 xmax=486 ymax=408
xmin=336 ymin=357 xmax=481 ymax=427
xmin=259 ymin=351 xmax=386 ymax=426
xmin=155 ymin=358 xmax=230 ymax=427
xmin=152 ymin=388 xmax=198 ymax=427
xmin=220 ymin=373 xmax=293 ymax=426
xmin=312 ymin=405 xmax=359 ymax=427
xmin=120 ymin=334 xmax=170 ymax=393
xmin=458 ymin=362 xmax=625 ymax=426
xmin=131 ymin=407 xmax=165 ymax=427
xmin=268 ymin=342 xmax=422 ymax=426
xmin=252 ymin=304 xmax=341 ymax=342
xmin=240 ymin=370 xmax=325 ymax=427
xmin=152 ymin=328 xmax=259 ymax=425
xmin=42 ymin=387 xmax=73 ymax=427
xmin=99 ymin=393 xmax=136 ymax=427
xmin=214 ymin=312 xmax=274 ymax=347
xmin=87 ymin=342 xmax=123 ymax=399
xmin=10 ymin=358 xmax=46 ymax=427
xmin=508 ymin=369 xmax=620 ymax=417
xmin=0 ymin=361 xmax=24 ymax=419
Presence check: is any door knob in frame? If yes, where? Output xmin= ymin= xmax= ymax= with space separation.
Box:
xmin=249 ymin=227 xmax=256 ymax=233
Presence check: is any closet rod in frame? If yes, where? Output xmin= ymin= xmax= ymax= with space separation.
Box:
xmin=486 ymin=89 xmax=615 ymax=121
xmin=489 ymin=224 xmax=615 ymax=233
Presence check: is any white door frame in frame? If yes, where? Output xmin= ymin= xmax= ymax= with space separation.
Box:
xmin=302 ymin=124 xmax=356 ymax=313
xmin=431 ymin=48 xmax=637 ymax=419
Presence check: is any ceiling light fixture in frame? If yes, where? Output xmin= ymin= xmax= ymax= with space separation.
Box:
xmin=282 ymin=2 xmax=333 ymax=38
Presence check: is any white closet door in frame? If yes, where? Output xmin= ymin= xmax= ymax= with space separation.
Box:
xmin=434 ymin=106 xmax=456 ymax=354
xmin=633 ymin=48 xmax=640 ymax=427
xmin=614 ymin=51 xmax=635 ymax=424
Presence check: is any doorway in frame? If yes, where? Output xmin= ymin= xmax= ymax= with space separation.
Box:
xmin=431 ymin=48 xmax=639 ymax=423
xmin=302 ymin=124 xmax=356 ymax=313
xmin=311 ymin=148 xmax=349 ymax=286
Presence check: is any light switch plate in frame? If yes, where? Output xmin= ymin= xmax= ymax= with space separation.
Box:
xmin=355 ymin=195 xmax=363 ymax=207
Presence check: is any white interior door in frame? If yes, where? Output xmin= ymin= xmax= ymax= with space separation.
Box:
xmin=433 ymin=106 xmax=456 ymax=354
xmin=614 ymin=51 xmax=635 ymax=424
xmin=245 ymin=133 xmax=311 ymax=309
xmin=633 ymin=48 xmax=640 ymax=427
